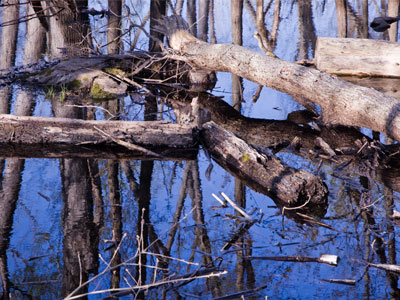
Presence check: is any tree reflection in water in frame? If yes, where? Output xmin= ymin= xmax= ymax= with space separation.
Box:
xmin=0 ymin=1 xmax=399 ymax=299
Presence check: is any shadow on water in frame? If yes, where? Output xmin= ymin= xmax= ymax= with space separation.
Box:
xmin=1 ymin=0 xmax=400 ymax=299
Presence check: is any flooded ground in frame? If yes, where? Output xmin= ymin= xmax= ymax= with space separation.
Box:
xmin=1 ymin=0 xmax=400 ymax=299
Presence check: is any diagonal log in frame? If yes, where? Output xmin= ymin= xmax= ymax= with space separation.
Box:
xmin=201 ymin=121 xmax=328 ymax=209
xmin=159 ymin=16 xmax=400 ymax=142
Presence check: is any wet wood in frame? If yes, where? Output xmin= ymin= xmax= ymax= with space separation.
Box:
xmin=315 ymin=37 xmax=400 ymax=77
xmin=160 ymin=17 xmax=400 ymax=141
xmin=201 ymin=121 xmax=328 ymax=207
xmin=249 ymin=254 xmax=339 ymax=266
xmin=320 ymin=278 xmax=356 ymax=286
xmin=0 ymin=114 xmax=198 ymax=154
xmin=0 ymin=143 xmax=197 ymax=160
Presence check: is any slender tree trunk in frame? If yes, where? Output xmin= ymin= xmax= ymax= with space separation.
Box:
xmin=0 ymin=0 xmax=19 ymax=69
xmin=0 ymin=159 xmax=24 ymax=300
xmin=107 ymin=0 xmax=122 ymax=54
xmin=187 ymin=0 xmax=197 ymax=36
xmin=297 ymin=0 xmax=316 ymax=60
xmin=231 ymin=0 xmax=243 ymax=111
xmin=361 ymin=0 xmax=369 ymax=38
xmin=198 ymin=0 xmax=210 ymax=41
xmin=388 ymin=0 xmax=400 ymax=41
xmin=335 ymin=0 xmax=348 ymax=37
xmin=108 ymin=160 xmax=122 ymax=289
xmin=149 ymin=0 xmax=167 ymax=51
xmin=0 ymin=0 xmax=19 ymax=114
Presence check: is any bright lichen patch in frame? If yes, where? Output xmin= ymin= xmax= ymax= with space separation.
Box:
xmin=104 ymin=68 xmax=125 ymax=76
xmin=90 ymin=82 xmax=116 ymax=100
xmin=241 ymin=153 xmax=251 ymax=163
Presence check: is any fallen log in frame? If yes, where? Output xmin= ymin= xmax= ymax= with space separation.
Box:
xmin=315 ymin=37 xmax=400 ymax=77
xmin=0 ymin=114 xmax=198 ymax=159
xmin=159 ymin=16 xmax=400 ymax=142
xmin=201 ymin=121 xmax=328 ymax=209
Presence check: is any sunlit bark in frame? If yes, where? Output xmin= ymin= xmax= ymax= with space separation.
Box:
xmin=335 ymin=0 xmax=348 ymax=37
xmin=388 ymin=0 xmax=400 ymax=41
xmin=107 ymin=0 xmax=122 ymax=54
xmin=164 ymin=18 xmax=400 ymax=141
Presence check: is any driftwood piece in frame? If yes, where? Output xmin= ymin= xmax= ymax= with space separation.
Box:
xmin=201 ymin=121 xmax=328 ymax=207
xmin=160 ymin=16 xmax=400 ymax=141
xmin=249 ymin=254 xmax=339 ymax=266
xmin=0 ymin=114 xmax=198 ymax=159
xmin=315 ymin=37 xmax=400 ymax=77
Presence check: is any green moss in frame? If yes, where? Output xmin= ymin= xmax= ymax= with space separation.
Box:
xmin=104 ymin=68 xmax=125 ymax=76
xmin=90 ymin=82 xmax=115 ymax=100
xmin=241 ymin=154 xmax=251 ymax=163
xmin=65 ymin=79 xmax=82 ymax=89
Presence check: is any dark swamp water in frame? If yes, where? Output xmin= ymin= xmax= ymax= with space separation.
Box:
xmin=1 ymin=0 xmax=400 ymax=299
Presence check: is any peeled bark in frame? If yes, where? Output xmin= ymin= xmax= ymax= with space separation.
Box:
xmin=162 ymin=16 xmax=400 ymax=142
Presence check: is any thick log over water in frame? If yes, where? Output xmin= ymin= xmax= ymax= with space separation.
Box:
xmin=201 ymin=121 xmax=328 ymax=208
xmin=160 ymin=16 xmax=400 ymax=142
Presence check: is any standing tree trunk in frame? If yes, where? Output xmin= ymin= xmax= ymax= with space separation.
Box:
xmin=231 ymin=0 xmax=244 ymax=111
xmin=0 ymin=3 xmax=20 ymax=296
xmin=187 ymin=0 xmax=197 ymax=36
xmin=335 ymin=0 xmax=348 ymax=37
xmin=107 ymin=0 xmax=122 ymax=54
xmin=149 ymin=0 xmax=167 ymax=52
xmin=297 ymin=0 xmax=316 ymax=60
xmin=361 ymin=0 xmax=369 ymax=38
xmin=198 ymin=0 xmax=210 ymax=41
xmin=45 ymin=0 xmax=92 ymax=57
xmin=388 ymin=0 xmax=400 ymax=41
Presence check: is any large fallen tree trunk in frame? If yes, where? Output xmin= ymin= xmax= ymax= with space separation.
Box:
xmin=172 ymin=92 xmax=400 ymax=193
xmin=160 ymin=16 xmax=400 ymax=142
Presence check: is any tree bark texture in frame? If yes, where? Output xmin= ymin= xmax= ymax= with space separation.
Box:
xmin=201 ymin=121 xmax=328 ymax=207
xmin=315 ymin=37 xmax=400 ymax=77
xmin=231 ymin=0 xmax=244 ymax=110
xmin=107 ymin=0 xmax=122 ymax=54
xmin=0 ymin=114 xmax=198 ymax=148
xmin=198 ymin=0 xmax=210 ymax=41
xmin=0 ymin=0 xmax=19 ymax=69
xmin=388 ymin=0 xmax=400 ymax=42
xmin=335 ymin=0 xmax=348 ymax=37
xmin=149 ymin=0 xmax=167 ymax=52
xmin=165 ymin=20 xmax=400 ymax=141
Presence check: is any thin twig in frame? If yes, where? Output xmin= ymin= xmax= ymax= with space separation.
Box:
xmin=93 ymin=125 xmax=164 ymax=159
xmin=220 ymin=192 xmax=252 ymax=220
